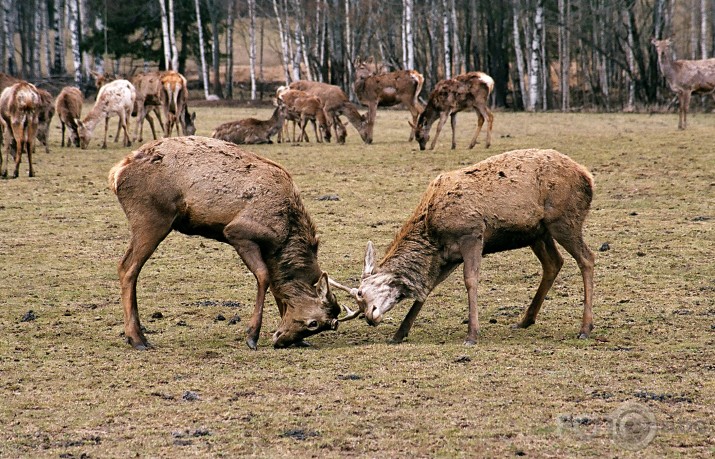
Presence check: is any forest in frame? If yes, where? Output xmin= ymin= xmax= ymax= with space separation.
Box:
xmin=0 ymin=0 xmax=712 ymax=110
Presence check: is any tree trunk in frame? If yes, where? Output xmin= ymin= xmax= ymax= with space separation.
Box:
xmin=623 ymin=4 xmax=635 ymax=111
xmin=194 ymin=0 xmax=210 ymax=99
xmin=209 ymin=1 xmax=223 ymax=98
xmin=248 ymin=0 xmax=257 ymax=98
xmin=345 ymin=0 xmax=354 ymax=97
xmin=512 ymin=0 xmax=527 ymax=109
xmin=225 ymin=0 xmax=234 ymax=99
xmin=67 ymin=0 xmax=82 ymax=83
xmin=442 ymin=0 xmax=451 ymax=79
xmin=53 ymin=0 xmax=65 ymax=75
xmin=558 ymin=0 xmax=570 ymax=111
xmin=405 ymin=0 xmax=414 ymax=70
xmin=450 ymin=0 xmax=462 ymax=74
xmin=527 ymin=0 xmax=543 ymax=111
xmin=158 ymin=0 xmax=171 ymax=70
xmin=701 ymin=0 xmax=708 ymax=59
xmin=272 ymin=0 xmax=291 ymax=85
xmin=168 ymin=0 xmax=179 ymax=70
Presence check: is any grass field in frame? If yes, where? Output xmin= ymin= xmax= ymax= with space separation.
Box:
xmin=0 ymin=104 xmax=713 ymax=458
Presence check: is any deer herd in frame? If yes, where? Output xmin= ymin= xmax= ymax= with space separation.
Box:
xmin=7 ymin=40 xmax=708 ymax=349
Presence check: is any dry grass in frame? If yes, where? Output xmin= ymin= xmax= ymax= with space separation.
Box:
xmin=0 ymin=105 xmax=713 ymax=458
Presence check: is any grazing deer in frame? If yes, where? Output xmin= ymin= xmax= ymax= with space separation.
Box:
xmin=130 ymin=71 xmax=166 ymax=142
xmin=334 ymin=149 xmax=595 ymax=345
xmin=109 ymin=136 xmax=353 ymax=349
xmin=35 ymin=87 xmax=55 ymax=154
xmin=160 ymin=70 xmax=195 ymax=137
xmin=211 ymin=99 xmax=286 ymax=144
xmin=77 ymin=79 xmax=136 ymax=149
xmin=276 ymin=87 xmax=330 ymax=143
xmin=289 ymin=81 xmax=369 ymax=144
xmin=0 ymin=82 xmax=40 ymax=178
xmin=651 ymin=38 xmax=715 ymax=130
xmin=415 ymin=71 xmax=494 ymax=150
xmin=55 ymin=86 xmax=84 ymax=148
xmin=354 ymin=57 xmax=424 ymax=142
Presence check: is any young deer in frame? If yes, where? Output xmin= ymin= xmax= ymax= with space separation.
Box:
xmin=211 ymin=99 xmax=286 ymax=145
xmin=0 ymin=82 xmax=41 ymax=178
xmin=55 ymin=86 xmax=84 ymax=148
xmin=276 ymin=87 xmax=330 ymax=143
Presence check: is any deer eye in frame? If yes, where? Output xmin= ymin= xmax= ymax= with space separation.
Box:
xmin=357 ymin=290 xmax=363 ymax=298
xmin=307 ymin=320 xmax=319 ymax=330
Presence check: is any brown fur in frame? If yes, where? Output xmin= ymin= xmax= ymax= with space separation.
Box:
xmin=0 ymin=82 xmax=40 ymax=178
xmin=354 ymin=57 xmax=424 ymax=142
xmin=652 ymin=38 xmax=715 ymax=129
xmin=289 ymin=80 xmax=369 ymax=144
xmin=109 ymin=136 xmax=341 ymax=349
xmin=35 ymin=88 xmax=54 ymax=154
xmin=160 ymin=70 xmax=195 ymax=137
xmin=211 ymin=101 xmax=286 ymax=144
xmin=130 ymin=71 xmax=166 ymax=142
xmin=355 ymin=149 xmax=595 ymax=345
xmin=55 ymin=87 xmax=83 ymax=147
xmin=415 ymin=71 xmax=494 ymax=150
xmin=277 ymin=88 xmax=330 ymax=143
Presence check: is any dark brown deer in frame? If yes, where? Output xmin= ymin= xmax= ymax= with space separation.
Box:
xmin=289 ymin=80 xmax=369 ymax=144
xmin=651 ymin=38 xmax=715 ymax=129
xmin=109 ymin=136 xmax=353 ymax=349
xmin=211 ymin=100 xmax=286 ymax=144
xmin=415 ymin=71 xmax=494 ymax=150
xmin=0 ymin=82 xmax=40 ymax=178
xmin=334 ymin=149 xmax=595 ymax=345
xmin=353 ymin=57 xmax=424 ymax=142
xmin=55 ymin=86 xmax=83 ymax=148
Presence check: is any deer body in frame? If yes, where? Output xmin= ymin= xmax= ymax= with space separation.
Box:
xmin=415 ymin=71 xmax=494 ymax=150
xmin=211 ymin=102 xmax=286 ymax=144
xmin=55 ymin=86 xmax=83 ymax=147
xmin=160 ymin=70 xmax=195 ymax=137
xmin=78 ymin=79 xmax=136 ymax=149
xmin=652 ymin=38 xmax=715 ymax=129
xmin=130 ymin=71 xmax=166 ymax=142
xmin=109 ymin=136 xmax=342 ymax=349
xmin=354 ymin=58 xmax=424 ymax=142
xmin=0 ymin=82 xmax=40 ymax=178
xmin=343 ymin=149 xmax=594 ymax=345
xmin=277 ymin=88 xmax=330 ymax=143
xmin=289 ymin=80 xmax=369 ymax=144
xmin=35 ymin=88 xmax=54 ymax=154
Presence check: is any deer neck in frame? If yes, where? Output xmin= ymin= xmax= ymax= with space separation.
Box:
xmin=82 ymin=104 xmax=106 ymax=131
xmin=339 ymin=102 xmax=364 ymax=127
xmin=657 ymin=49 xmax=678 ymax=81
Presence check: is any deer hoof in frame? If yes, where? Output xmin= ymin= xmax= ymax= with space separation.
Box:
xmin=513 ymin=319 xmax=534 ymax=329
xmin=463 ymin=339 xmax=476 ymax=346
xmin=388 ymin=336 xmax=405 ymax=345
xmin=246 ymin=336 xmax=258 ymax=350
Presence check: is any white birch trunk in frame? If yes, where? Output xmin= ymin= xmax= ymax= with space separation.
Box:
xmin=624 ymin=8 xmax=635 ymax=111
xmin=345 ymin=0 xmax=354 ymax=95
xmin=248 ymin=0 xmax=257 ymax=98
xmin=512 ymin=1 xmax=527 ymax=109
xmin=158 ymin=0 xmax=172 ymax=70
xmin=442 ymin=0 xmax=451 ymax=79
xmin=194 ymin=0 xmax=210 ymax=99
xmin=272 ymin=0 xmax=291 ymax=85
xmin=558 ymin=0 xmax=570 ymax=111
xmin=168 ymin=0 xmax=179 ymax=70
xmin=68 ymin=0 xmax=82 ymax=83
xmin=401 ymin=1 xmax=407 ymax=68
xmin=450 ymin=0 xmax=462 ymax=74
xmin=405 ymin=0 xmax=414 ymax=69
xmin=701 ymin=0 xmax=708 ymax=59
xmin=53 ymin=0 xmax=65 ymax=75
xmin=527 ymin=1 xmax=543 ymax=111
xmin=33 ymin=2 xmax=43 ymax=77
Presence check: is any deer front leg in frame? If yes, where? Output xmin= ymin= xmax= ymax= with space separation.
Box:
xmin=430 ymin=113 xmax=450 ymax=150
xmin=460 ymin=234 xmax=484 ymax=345
xmin=679 ymin=92 xmax=691 ymax=130
xmin=101 ymin=116 xmax=109 ymax=149
xmin=450 ymin=112 xmax=458 ymax=149
xmin=391 ymin=300 xmax=425 ymax=344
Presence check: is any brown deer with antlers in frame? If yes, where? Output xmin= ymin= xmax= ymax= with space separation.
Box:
xmin=0 ymin=82 xmax=41 ymax=178
xmin=415 ymin=71 xmax=494 ymax=151
xmin=651 ymin=38 xmax=715 ymax=130
xmin=353 ymin=57 xmax=424 ymax=142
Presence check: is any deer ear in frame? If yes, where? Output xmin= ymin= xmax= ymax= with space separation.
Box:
xmin=363 ymin=241 xmax=376 ymax=278
xmin=315 ymin=272 xmax=330 ymax=301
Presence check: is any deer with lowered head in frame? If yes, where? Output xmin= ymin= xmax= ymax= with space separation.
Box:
xmin=276 ymin=87 xmax=331 ymax=143
xmin=289 ymin=80 xmax=369 ymax=144
xmin=332 ymin=149 xmax=595 ymax=345
xmin=415 ymin=71 xmax=494 ymax=150
xmin=211 ymin=99 xmax=286 ymax=144
xmin=160 ymin=70 xmax=196 ymax=137
xmin=353 ymin=57 xmax=424 ymax=142
xmin=77 ymin=79 xmax=136 ymax=149
xmin=1 ymin=73 xmax=54 ymax=154
xmin=55 ymin=86 xmax=84 ymax=148
xmin=108 ymin=136 xmax=356 ymax=349
xmin=651 ymin=38 xmax=715 ymax=130
xmin=0 ymin=81 xmax=41 ymax=178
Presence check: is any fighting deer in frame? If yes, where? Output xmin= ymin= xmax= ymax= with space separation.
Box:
xmin=161 ymin=70 xmax=195 ymax=137
xmin=276 ymin=87 xmax=330 ymax=143
xmin=289 ymin=80 xmax=369 ymax=144
xmin=0 ymin=82 xmax=40 ymax=178
xmin=333 ymin=149 xmax=595 ymax=345
xmin=77 ymin=79 xmax=136 ymax=149
xmin=55 ymin=86 xmax=83 ymax=148
xmin=415 ymin=71 xmax=494 ymax=150
xmin=353 ymin=57 xmax=424 ymax=142
xmin=211 ymin=99 xmax=286 ymax=144
xmin=651 ymin=38 xmax=715 ymax=129
xmin=35 ymin=87 xmax=55 ymax=154
xmin=109 ymin=136 xmax=355 ymax=349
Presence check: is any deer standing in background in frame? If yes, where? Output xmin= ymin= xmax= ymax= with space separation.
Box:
xmin=276 ymin=87 xmax=330 ymax=143
xmin=77 ymin=79 xmax=136 ymax=149
xmin=131 ymin=71 xmax=166 ymax=142
xmin=651 ymin=38 xmax=715 ymax=130
xmin=35 ymin=87 xmax=55 ymax=154
xmin=415 ymin=72 xmax=494 ymax=151
xmin=55 ymin=87 xmax=83 ymax=148
xmin=0 ymin=82 xmax=40 ymax=178
xmin=353 ymin=57 xmax=424 ymax=142
xmin=161 ymin=70 xmax=195 ymax=137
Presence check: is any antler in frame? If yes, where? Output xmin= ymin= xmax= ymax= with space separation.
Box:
xmin=328 ymin=278 xmax=363 ymax=322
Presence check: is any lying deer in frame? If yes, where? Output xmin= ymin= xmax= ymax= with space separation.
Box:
xmin=77 ymin=79 xmax=136 ymax=149
xmin=415 ymin=71 xmax=494 ymax=150
xmin=333 ymin=149 xmax=595 ymax=345
xmin=109 ymin=136 xmax=354 ymax=349
xmin=0 ymin=81 xmax=40 ymax=178
xmin=55 ymin=86 xmax=83 ymax=148
xmin=354 ymin=57 xmax=424 ymax=142
xmin=211 ymin=99 xmax=286 ymax=144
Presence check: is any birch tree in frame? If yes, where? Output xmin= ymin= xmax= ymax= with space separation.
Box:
xmin=168 ymin=0 xmax=179 ymax=71
xmin=558 ymin=0 xmax=570 ymax=111
xmin=53 ymin=0 xmax=66 ymax=75
xmin=442 ymin=0 xmax=451 ymax=79
xmin=3 ymin=0 xmax=16 ymax=74
xmin=512 ymin=0 xmax=528 ymax=109
xmin=248 ymin=0 xmax=257 ymax=98
xmin=405 ymin=0 xmax=414 ymax=69
xmin=623 ymin=3 xmax=635 ymax=111
xmin=272 ymin=0 xmax=291 ymax=84
xmin=527 ymin=0 xmax=543 ymax=111
xmin=700 ymin=0 xmax=707 ymax=59
xmin=158 ymin=0 xmax=172 ymax=69
xmin=225 ymin=0 xmax=235 ymax=99
xmin=195 ymin=0 xmax=210 ymax=99
xmin=67 ymin=0 xmax=82 ymax=83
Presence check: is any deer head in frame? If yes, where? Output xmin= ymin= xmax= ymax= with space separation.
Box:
xmin=75 ymin=118 xmax=94 ymax=150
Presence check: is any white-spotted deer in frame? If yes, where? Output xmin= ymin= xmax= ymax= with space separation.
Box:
xmin=0 ymin=82 xmax=41 ymax=178
xmin=77 ymin=79 xmax=136 ymax=149
xmin=334 ymin=149 xmax=595 ymax=345
xmin=415 ymin=71 xmax=494 ymax=150
xmin=109 ymin=136 xmax=354 ymax=349
xmin=353 ymin=57 xmax=424 ymax=142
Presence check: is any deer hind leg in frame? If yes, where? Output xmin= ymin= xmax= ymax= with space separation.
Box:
xmin=430 ymin=113 xmax=450 ymax=150
xmin=515 ymin=234 xmax=564 ymax=330
xmin=25 ymin=120 xmax=36 ymax=177
xmin=407 ymin=103 xmax=423 ymax=142
xmin=460 ymin=233 xmax=485 ymax=345
xmin=679 ymin=92 xmax=691 ymax=130
xmin=548 ymin=220 xmax=595 ymax=339
xmin=10 ymin=121 xmax=25 ymax=178
xmin=118 ymin=216 xmax=173 ymax=349
xmin=450 ymin=112 xmax=458 ymax=149
xmin=224 ymin=219 xmax=276 ymax=350
xmin=299 ymin=117 xmax=310 ymax=142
